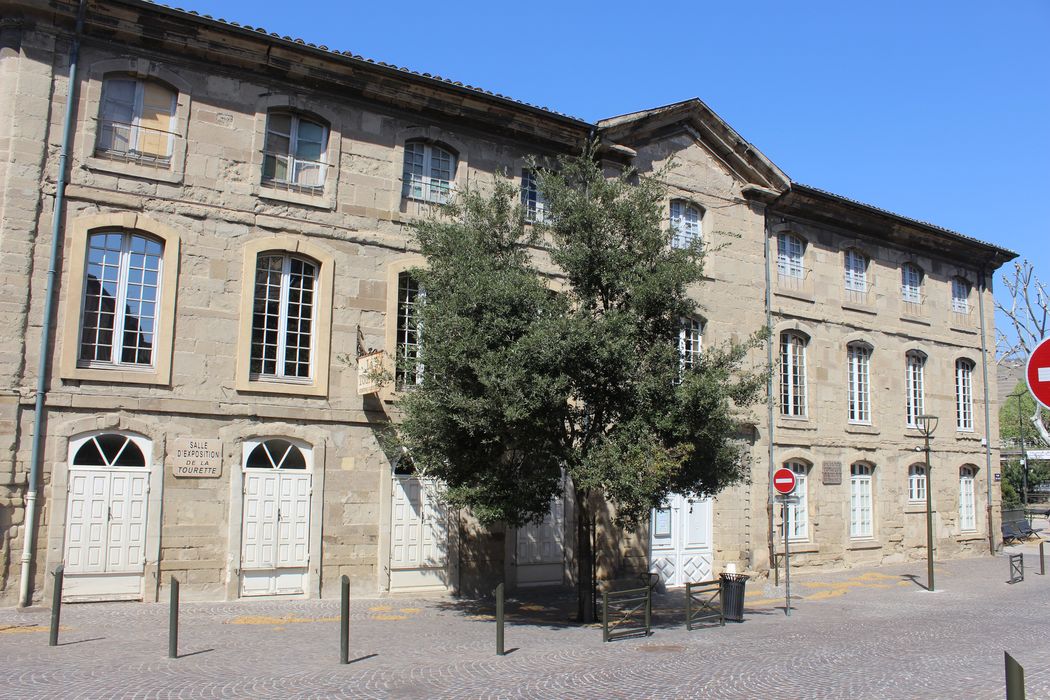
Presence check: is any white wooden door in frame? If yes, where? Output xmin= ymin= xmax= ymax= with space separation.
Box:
xmin=105 ymin=472 xmax=149 ymax=573
xmin=390 ymin=476 xmax=448 ymax=589
xmin=241 ymin=470 xmax=311 ymax=596
xmin=65 ymin=471 xmax=111 ymax=574
xmin=516 ymin=496 xmax=566 ymax=586
xmin=649 ymin=493 xmax=713 ymax=587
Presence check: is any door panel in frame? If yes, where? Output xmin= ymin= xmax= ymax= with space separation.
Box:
xmin=241 ymin=470 xmax=311 ymax=596
xmin=242 ymin=472 xmax=280 ymax=570
xmin=65 ymin=472 xmax=110 ymax=574
xmin=390 ymin=477 xmax=448 ymax=576
xmin=276 ymin=473 xmax=311 ymax=568
xmin=649 ymin=493 xmax=713 ymax=587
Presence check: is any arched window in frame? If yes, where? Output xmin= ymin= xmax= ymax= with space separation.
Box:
xmin=678 ymin=317 xmax=704 ymax=372
xmin=847 ymin=342 xmax=872 ymax=424
xmin=901 ymin=263 xmax=924 ymax=304
xmin=396 ymin=271 xmax=424 ymax=388
xmin=951 ymin=277 xmax=971 ymax=314
xmin=850 ymin=463 xmax=874 ymax=538
xmin=905 ymin=351 xmax=927 ymax=428
xmin=96 ymin=75 xmax=177 ymax=165
xmin=785 ymin=461 xmax=809 ymax=541
xmin=959 ymin=466 xmax=977 ymax=531
xmin=262 ymin=111 xmax=329 ymax=190
xmin=843 ymin=249 xmax=869 ymax=294
xmin=670 ymin=200 xmax=702 ymax=249
xmin=908 ymin=464 xmax=927 ymax=502
xmin=72 ymin=433 xmax=147 ymax=468
xmin=250 ymin=253 xmax=318 ymax=381
xmin=777 ymin=233 xmax=805 ymax=280
xmin=955 ymin=359 xmax=975 ymax=431
xmin=78 ymin=231 xmax=164 ymax=368
xmin=403 ymin=141 xmax=455 ymax=204
xmin=244 ymin=439 xmax=308 ymax=470
xmin=780 ymin=332 xmax=808 ymax=418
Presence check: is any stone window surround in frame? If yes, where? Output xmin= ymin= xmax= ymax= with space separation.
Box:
xmin=771 ymin=224 xmax=811 ymax=301
xmin=958 ymin=463 xmax=979 ymax=533
xmin=381 ymin=254 xmax=427 ymax=402
xmin=849 ymin=460 xmax=877 ymax=540
xmin=954 ymin=354 xmax=978 ymax=433
xmin=234 ymin=235 xmax=335 ymax=397
xmin=250 ymin=95 xmax=343 ymax=210
xmin=781 ymin=457 xmax=812 ymax=543
xmin=668 ymin=197 xmax=704 ymax=249
xmin=77 ymin=58 xmax=191 ymax=185
xmin=845 ymin=336 xmax=876 ymax=427
xmin=59 ymin=212 xmax=181 ymax=386
xmin=391 ymin=126 xmax=468 ymax=214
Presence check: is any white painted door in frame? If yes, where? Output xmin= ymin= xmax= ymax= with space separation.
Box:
xmin=650 ymin=493 xmax=713 ymax=587
xmin=241 ymin=470 xmax=312 ymax=596
xmin=390 ymin=476 xmax=448 ymax=589
xmin=516 ymin=495 xmax=565 ymax=586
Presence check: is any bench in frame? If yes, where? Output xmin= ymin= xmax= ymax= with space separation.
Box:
xmin=1002 ymin=520 xmax=1043 ymax=544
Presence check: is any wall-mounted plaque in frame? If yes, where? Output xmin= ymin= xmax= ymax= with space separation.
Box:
xmin=357 ymin=351 xmax=385 ymax=395
xmin=171 ymin=437 xmax=222 ymax=478
xmin=822 ymin=461 xmax=842 ymax=485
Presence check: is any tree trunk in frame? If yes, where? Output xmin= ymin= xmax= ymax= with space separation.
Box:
xmin=575 ymin=486 xmax=594 ymax=623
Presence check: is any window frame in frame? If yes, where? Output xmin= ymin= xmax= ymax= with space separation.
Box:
xmin=850 ymin=463 xmax=874 ymax=539
xmin=780 ymin=331 xmax=808 ymax=418
xmin=261 ymin=110 xmax=330 ymax=193
xmin=901 ymin=263 xmax=924 ymax=304
xmin=395 ymin=270 xmax=425 ymax=389
xmin=843 ymin=249 xmax=869 ymax=293
xmin=521 ymin=169 xmax=549 ymax=224
xmin=785 ymin=461 xmax=809 ymax=541
xmin=905 ymin=351 xmax=927 ymax=429
xmin=235 ymin=236 xmax=334 ymax=397
xmin=847 ymin=342 xmax=872 ymax=425
xmin=908 ymin=463 xmax=927 ymax=503
xmin=955 ymin=358 xmax=975 ymax=432
xmin=670 ymin=199 xmax=703 ymax=249
xmin=402 ymin=140 xmax=457 ymax=205
xmin=95 ymin=76 xmax=178 ymax=166
xmin=777 ymin=232 xmax=805 ymax=280
xmin=959 ymin=466 xmax=977 ymax=532
xmin=248 ymin=252 xmax=319 ymax=383
xmin=951 ymin=277 xmax=972 ymax=314
xmin=60 ymin=214 xmax=180 ymax=385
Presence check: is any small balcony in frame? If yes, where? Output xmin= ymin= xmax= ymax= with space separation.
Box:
xmin=95 ymin=119 xmax=175 ymax=168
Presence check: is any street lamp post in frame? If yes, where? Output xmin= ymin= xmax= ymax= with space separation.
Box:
xmin=916 ymin=414 xmax=939 ymax=592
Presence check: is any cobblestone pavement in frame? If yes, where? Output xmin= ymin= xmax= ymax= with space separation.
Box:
xmin=3 ymin=540 xmax=1049 ymax=699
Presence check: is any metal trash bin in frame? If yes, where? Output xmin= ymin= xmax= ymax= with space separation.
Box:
xmin=720 ymin=573 xmax=749 ymax=622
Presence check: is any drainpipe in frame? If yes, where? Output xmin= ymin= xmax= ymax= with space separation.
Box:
xmin=18 ymin=0 xmax=86 ymax=607
xmin=763 ymin=214 xmax=776 ymax=573
xmin=977 ymin=265 xmax=996 ymax=556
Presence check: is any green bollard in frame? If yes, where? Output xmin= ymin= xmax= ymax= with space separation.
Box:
xmin=1005 ymin=651 xmax=1025 ymax=699
xmin=340 ymin=575 xmax=350 ymax=664
xmin=495 ymin=582 xmax=505 ymax=656
xmin=168 ymin=577 xmax=179 ymax=659
xmin=49 ymin=564 xmax=64 ymax=647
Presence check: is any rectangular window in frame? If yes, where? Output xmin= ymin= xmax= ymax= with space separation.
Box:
xmin=250 ymin=254 xmax=316 ymax=380
xmin=951 ymin=278 xmax=971 ymax=314
xmin=679 ymin=318 xmax=703 ymax=373
xmin=847 ymin=344 xmax=871 ymax=424
xmin=670 ymin=200 xmax=702 ymax=249
xmin=777 ymin=233 xmax=805 ymax=279
xmin=97 ymin=78 xmax=177 ymax=165
xmin=908 ymin=465 xmax=926 ymax=502
xmin=905 ymin=353 xmax=925 ymax=428
xmin=396 ymin=272 xmax=423 ymax=387
xmin=262 ymin=112 xmax=328 ymax=190
xmin=780 ymin=333 xmax=807 ymax=417
xmin=901 ymin=264 xmax=923 ymax=304
xmin=403 ymin=142 xmax=455 ymax=204
xmin=956 ymin=359 xmax=974 ymax=431
xmin=850 ymin=465 xmax=873 ymax=538
xmin=786 ymin=462 xmax=808 ymax=541
xmin=844 ymin=250 xmax=868 ymax=293
xmin=521 ymin=169 xmax=548 ymax=223
xmin=78 ymin=231 xmax=163 ymax=368
xmin=959 ymin=468 xmax=976 ymax=531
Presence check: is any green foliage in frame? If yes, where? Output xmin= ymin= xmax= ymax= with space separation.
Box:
xmin=999 ymin=380 xmax=1050 ymax=504
xmin=397 ymin=143 xmax=767 ymax=529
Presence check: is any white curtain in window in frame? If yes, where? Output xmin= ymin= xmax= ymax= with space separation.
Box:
xmin=847 ymin=344 xmax=871 ymax=424
xmin=956 ymin=359 xmax=974 ymax=431
xmin=850 ymin=464 xmax=873 ymax=538
xmin=905 ymin=352 xmax=925 ymax=428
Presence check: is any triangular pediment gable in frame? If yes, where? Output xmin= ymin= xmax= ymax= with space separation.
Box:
xmin=597 ymin=99 xmax=790 ymax=191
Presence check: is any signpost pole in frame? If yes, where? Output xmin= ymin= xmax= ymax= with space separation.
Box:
xmin=783 ymin=498 xmax=791 ymax=617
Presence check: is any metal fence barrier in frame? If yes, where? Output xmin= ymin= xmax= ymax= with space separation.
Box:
xmin=685 ymin=580 xmax=723 ymax=630
xmin=1009 ymin=554 xmax=1024 ymax=584
xmin=601 ymin=585 xmax=651 ymax=642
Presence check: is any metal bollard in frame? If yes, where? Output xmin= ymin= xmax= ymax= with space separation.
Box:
xmin=495 ymin=582 xmax=505 ymax=656
xmin=1040 ymin=541 xmax=1046 ymax=576
xmin=339 ymin=575 xmax=350 ymax=665
xmin=1005 ymin=651 xmax=1025 ymax=700
xmin=644 ymin=584 xmax=652 ymax=636
xmin=49 ymin=564 xmax=64 ymax=647
xmin=601 ymin=590 xmax=609 ymax=643
xmin=168 ymin=577 xmax=179 ymax=659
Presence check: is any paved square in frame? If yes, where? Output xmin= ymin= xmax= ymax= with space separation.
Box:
xmin=2 ymin=540 xmax=1048 ymax=699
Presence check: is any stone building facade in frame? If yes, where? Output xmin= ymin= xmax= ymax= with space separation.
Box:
xmin=0 ymin=0 xmax=1015 ymax=606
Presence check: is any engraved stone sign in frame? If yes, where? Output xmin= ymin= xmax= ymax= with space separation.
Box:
xmin=822 ymin=461 xmax=842 ymax=485
xmin=171 ymin=437 xmax=222 ymax=478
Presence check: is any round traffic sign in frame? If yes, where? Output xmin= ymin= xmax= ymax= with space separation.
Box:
xmin=1026 ymin=336 xmax=1050 ymax=409
xmin=773 ymin=467 xmax=797 ymax=495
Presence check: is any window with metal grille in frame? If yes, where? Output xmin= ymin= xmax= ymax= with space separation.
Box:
xmin=951 ymin=277 xmax=971 ymax=313
xmin=905 ymin=351 xmax=926 ymax=428
xmin=908 ymin=464 xmax=927 ymax=502
xmin=262 ymin=112 xmax=328 ymax=190
xmin=402 ymin=141 xmax=455 ymax=204
xmin=78 ymin=231 xmax=163 ymax=369
xmin=777 ymin=233 xmax=805 ymax=279
xmin=678 ymin=318 xmax=704 ymax=373
xmin=959 ymin=466 xmax=976 ymax=531
xmin=250 ymin=253 xmax=317 ymax=381
xmin=396 ymin=272 xmax=423 ymax=388
xmin=96 ymin=76 xmax=177 ymax=165
xmin=844 ymin=249 xmax=868 ymax=293
xmin=670 ymin=200 xmax=702 ymax=249
xmin=850 ymin=463 xmax=874 ymax=538
xmin=956 ymin=359 xmax=975 ymax=431
xmin=847 ymin=343 xmax=872 ymax=424
xmin=786 ymin=461 xmax=809 ymax=541
xmin=521 ymin=169 xmax=548 ymax=223
xmin=780 ymin=332 xmax=807 ymax=417
xmin=901 ymin=263 xmax=923 ymax=303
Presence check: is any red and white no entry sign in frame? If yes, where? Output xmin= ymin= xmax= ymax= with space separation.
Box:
xmin=1027 ymin=336 xmax=1050 ymax=409
xmin=773 ymin=467 xmax=797 ymax=495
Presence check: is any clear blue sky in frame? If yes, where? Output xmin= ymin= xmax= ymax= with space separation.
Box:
xmin=172 ymin=0 xmax=1048 ymax=320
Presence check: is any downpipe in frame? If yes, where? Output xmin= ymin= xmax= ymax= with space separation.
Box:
xmin=18 ymin=0 xmax=86 ymax=607
xmin=977 ymin=266 xmax=995 ymax=556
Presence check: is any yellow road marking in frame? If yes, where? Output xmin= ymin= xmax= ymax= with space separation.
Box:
xmin=0 ymin=624 xmax=70 ymax=635
xmin=226 ymin=615 xmax=338 ymax=625
xmin=371 ymin=613 xmax=407 ymax=621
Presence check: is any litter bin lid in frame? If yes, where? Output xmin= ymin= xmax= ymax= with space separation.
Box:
xmin=719 ymin=573 xmax=750 ymax=581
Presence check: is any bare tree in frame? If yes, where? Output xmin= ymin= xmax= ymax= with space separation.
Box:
xmin=997 ymin=259 xmax=1050 ymax=445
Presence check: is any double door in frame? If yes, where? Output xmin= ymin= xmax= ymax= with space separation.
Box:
xmin=516 ymin=495 xmax=566 ymax=586
xmin=389 ymin=476 xmax=448 ymax=590
xmin=241 ymin=470 xmax=312 ymax=596
xmin=649 ymin=493 xmax=713 ymax=587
